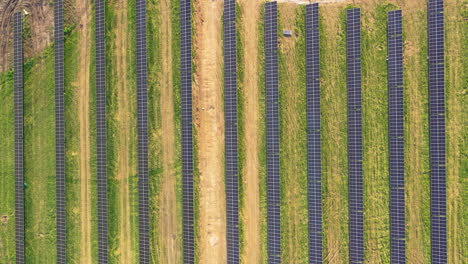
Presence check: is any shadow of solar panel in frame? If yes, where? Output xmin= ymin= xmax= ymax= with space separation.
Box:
xmin=224 ymin=0 xmax=240 ymax=263
xmin=95 ymin=0 xmax=109 ymax=262
xmin=305 ymin=4 xmax=323 ymax=263
xmin=346 ymin=8 xmax=365 ymax=264
xmin=180 ymin=0 xmax=195 ymax=262
xmin=54 ymin=1 xmax=68 ymax=262
xmin=427 ymin=1 xmax=447 ymax=263
xmin=265 ymin=2 xmax=281 ymax=263
xmin=388 ymin=10 xmax=406 ymax=264
xmin=135 ymin=0 xmax=151 ymax=262
xmin=14 ymin=11 xmax=26 ymax=264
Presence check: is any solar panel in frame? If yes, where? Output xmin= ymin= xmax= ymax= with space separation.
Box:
xmin=346 ymin=8 xmax=364 ymax=264
xmin=224 ymin=0 xmax=240 ymax=263
xmin=180 ymin=0 xmax=195 ymax=262
xmin=305 ymin=4 xmax=322 ymax=263
xmin=95 ymin=0 xmax=109 ymax=262
xmin=13 ymin=11 xmax=25 ymax=264
xmin=428 ymin=1 xmax=447 ymax=263
xmin=136 ymin=0 xmax=150 ymax=262
xmin=265 ymin=2 xmax=281 ymax=263
xmin=387 ymin=10 xmax=406 ymax=264
xmin=54 ymin=0 xmax=67 ymax=262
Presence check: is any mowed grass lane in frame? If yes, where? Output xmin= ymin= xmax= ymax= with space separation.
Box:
xmin=278 ymin=4 xmax=309 ymax=263
xmin=105 ymin=0 xmax=140 ymax=261
xmin=0 ymin=70 xmax=15 ymax=262
xmin=23 ymin=48 xmax=57 ymax=262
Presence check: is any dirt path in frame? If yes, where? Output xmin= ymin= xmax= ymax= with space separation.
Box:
xmin=115 ymin=1 xmax=134 ymax=262
xmin=76 ymin=0 xmax=92 ymax=262
xmin=238 ymin=0 xmax=262 ymax=263
xmin=193 ymin=0 xmax=226 ymax=263
xmin=157 ymin=0 xmax=181 ymax=262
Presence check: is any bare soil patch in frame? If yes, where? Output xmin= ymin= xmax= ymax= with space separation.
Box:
xmin=0 ymin=215 xmax=8 ymax=225
xmin=0 ymin=0 xmax=54 ymax=72
xmin=193 ymin=0 xmax=226 ymax=262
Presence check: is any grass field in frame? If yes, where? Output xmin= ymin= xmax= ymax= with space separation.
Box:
xmin=0 ymin=68 xmax=16 ymax=263
xmin=278 ymin=4 xmax=309 ymax=263
xmin=23 ymin=47 xmax=57 ymax=263
xmin=0 ymin=0 xmax=465 ymax=263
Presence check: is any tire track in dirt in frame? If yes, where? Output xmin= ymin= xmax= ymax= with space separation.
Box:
xmin=157 ymin=0 xmax=181 ymax=262
xmin=115 ymin=1 xmax=134 ymax=262
xmin=76 ymin=0 xmax=92 ymax=262
xmin=238 ymin=0 xmax=262 ymax=263
xmin=193 ymin=0 xmax=226 ymax=263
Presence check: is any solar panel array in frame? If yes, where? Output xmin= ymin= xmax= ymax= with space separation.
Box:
xmin=13 ymin=11 xmax=25 ymax=264
xmin=180 ymin=0 xmax=195 ymax=262
xmin=54 ymin=0 xmax=67 ymax=262
xmin=428 ymin=0 xmax=447 ymax=263
xmin=224 ymin=0 xmax=240 ymax=263
xmin=95 ymin=0 xmax=109 ymax=262
xmin=265 ymin=2 xmax=281 ymax=263
xmin=305 ymin=4 xmax=323 ymax=263
xmin=136 ymin=0 xmax=150 ymax=262
xmin=346 ymin=8 xmax=364 ymax=264
xmin=387 ymin=10 xmax=406 ymax=264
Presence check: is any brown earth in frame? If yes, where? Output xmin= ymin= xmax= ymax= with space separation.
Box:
xmin=75 ymin=0 xmax=92 ymax=262
xmin=0 ymin=0 xmax=54 ymax=72
xmin=115 ymin=1 xmax=134 ymax=262
xmin=238 ymin=0 xmax=262 ymax=263
xmin=157 ymin=0 xmax=181 ymax=262
xmin=193 ymin=0 xmax=227 ymax=263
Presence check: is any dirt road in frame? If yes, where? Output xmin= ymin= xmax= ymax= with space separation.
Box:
xmin=238 ymin=0 xmax=262 ymax=263
xmin=76 ymin=0 xmax=92 ymax=262
xmin=193 ymin=0 xmax=227 ymax=263
xmin=157 ymin=0 xmax=181 ymax=261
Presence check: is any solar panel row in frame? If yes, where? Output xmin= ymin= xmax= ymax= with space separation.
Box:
xmin=305 ymin=4 xmax=323 ymax=263
xmin=428 ymin=0 xmax=447 ymax=263
xmin=387 ymin=10 xmax=406 ymax=264
xmin=224 ymin=0 xmax=240 ymax=263
xmin=346 ymin=8 xmax=364 ymax=264
xmin=14 ymin=11 xmax=25 ymax=264
xmin=180 ymin=0 xmax=195 ymax=262
xmin=136 ymin=0 xmax=150 ymax=262
xmin=265 ymin=2 xmax=281 ymax=263
xmin=54 ymin=0 xmax=67 ymax=262
xmin=95 ymin=0 xmax=109 ymax=262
